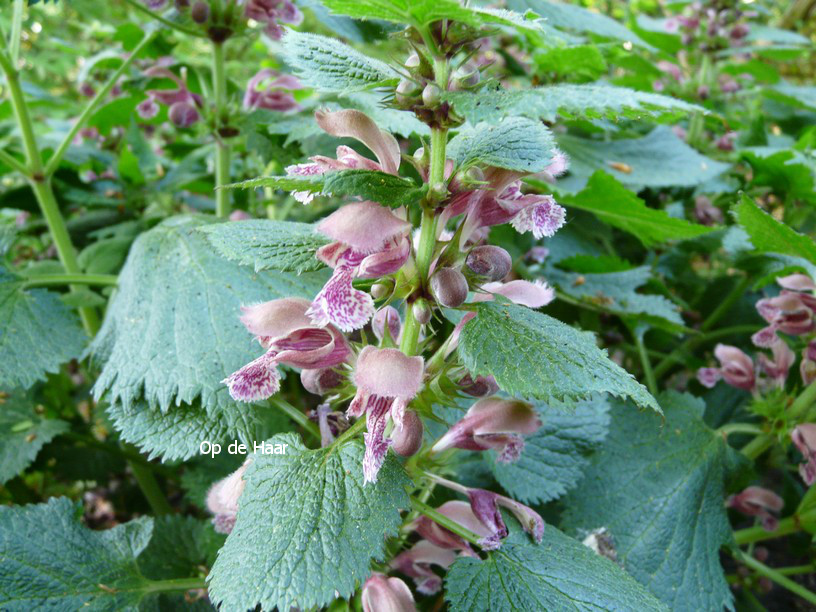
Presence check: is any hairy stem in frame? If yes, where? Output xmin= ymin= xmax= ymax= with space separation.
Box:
xmin=212 ymin=41 xmax=231 ymax=218
xmin=399 ymin=306 xmax=422 ymax=356
xmin=269 ymin=397 xmax=320 ymax=441
xmin=731 ymin=549 xmax=816 ymax=606
xmin=789 ymin=380 xmax=816 ymax=420
xmin=631 ymin=327 xmax=658 ymax=395
xmin=733 ymin=515 xmax=800 ymax=546
xmin=22 ymin=273 xmax=118 ymax=289
xmin=0 ymin=148 xmax=27 ymax=174
xmin=700 ymin=275 xmax=751 ymax=332
xmin=128 ymin=450 xmax=173 ymax=516
xmin=9 ymin=0 xmax=23 ymax=67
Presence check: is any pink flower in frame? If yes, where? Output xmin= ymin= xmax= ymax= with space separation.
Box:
xmin=726 ymin=486 xmax=783 ymax=531
xmin=757 ymin=340 xmax=794 ymax=388
xmin=307 ymin=201 xmax=411 ymax=331
xmin=800 ymin=341 xmax=816 ymax=385
xmin=432 ymin=397 xmax=541 ymax=463
xmin=136 ymin=67 xmax=202 ymax=128
xmin=348 ymin=346 xmax=424 ymax=484
xmin=412 ymin=500 xmax=495 ymax=555
xmin=223 ymin=298 xmax=350 ymax=402
xmin=478 ymin=280 xmax=556 ymax=309
xmin=697 ymin=344 xmax=755 ymax=391
xmin=286 ymin=109 xmax=401 ymax=203
xmin=372 ymin=305 xmax=402 ymax=343
xmin=243 ymin=69 xmax=302 ymax=112
xmin=753 ymin=293 xmax=815 ymax=347
xmin=361 ymin=573 xmax=416 ymax=612
xmin=792 ymin=424 xmax=816 ymax=486
xmin=777 ymin=274 xmax=816 ymax=293
xmin=390 ymin=541 xmax=457 ymax=595
xmin=245 ymin=0 xmax=303 ymax=40
xmin=206 ymin=461 xmax=250 ymax=534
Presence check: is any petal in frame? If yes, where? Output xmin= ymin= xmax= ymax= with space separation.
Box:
xmin=777 ymin=273 xmax=816 ymax=292
xmin=239 ymin=297 xmax=313 ymax=339
xmin=315 ymin=242 xmax=367 ymax=270
xmin=372 ymin=305 xmax=402 ymax=342
xmin=482 ymin=279 xmax=555 ymax=308
xmin=358 ymin=236 xmax=411 ymax=279
xmin=317 ymin=201 xmax=412 ymax=254
xmin=223 ymin=352 xmax=281 ymax=402
xmin=307 ymin=268 xmax=375 ymax=332
xmin=510 ymin=195 xmax=567 ymax=239
xmin=353 ymin=345 xmax=424 ymax=399
xmin=696 ymin=367 xmax=722 ymax=388
xmin=363 ymin=398 xmax=393 ymax=484
xmin=466 ymin=490 xmax=508 ymax=550
xmin=315 ymin=109 xmax=401 ymax=175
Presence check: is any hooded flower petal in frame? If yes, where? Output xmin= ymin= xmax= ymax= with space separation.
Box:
xmin=372 ymin=305 xmax=402 ymax=342
xmin=315 ymin=109 xmax=401 ymax=175
xmin=239 ymin=297 xmax=314 ymax=340
xmin=777 ymin=273 xmax=816 ymax=292
xmin=468 ymin=488 xmax=545 ymax=545
xmin=243 ymin=68 xmax=302 ymax=112
xmin=270 ymin=326 xmax=351 ymax=369
xmin=361 ymin=573 xmax=416 ymax=612
xmin=353 ymin=346 xmax=424 ymax=401
xmin=758 ymin=340 xmax=794 ymax=387
xmin=479 ymin=279 xmax=556 ymax=309
xmin=307 ymin=268 xmax=375 ymax=332
xmin=792 ymin=424 xmax=816 ymax=486
xmin=413 ymin=500 xmax=493 ymax=555
xmin=726 ymin=486 xmax=784 ymax=531
xmin=713 ymin=344 xmax=755 ymax=391
xmin=206 ymin=461 xmax=250 ymax=534
xmin=317 ymin=201 xmax=412 ymax=254
xmin=357 ymin=236 xmax=412 ymax=279
xmin=223 ymin=352 xmax=281 ymax=401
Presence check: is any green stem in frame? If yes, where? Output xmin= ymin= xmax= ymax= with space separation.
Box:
xmin=733 ymin=516 xmax=799 ymax=546
xmin=410 ymin=497 xmax=482 ymax=546
xmin=9 ymin=0 xmax=23 ymax=68
xmin=399 ymin=305 xmax=422 ymax=356
xmin=128 ymin=451 xmax=172 ymax=516
xmin=22 ymin=273 xmax=118 ymax=289
xmin=717 ymin=422 xmax=764 ymax=436
xmin=332 ymin=415 xmax=367 ymax=448
xmin=701 ymin=276 xmax=751 ymax=332
xmin=732 ymin=549 xmax=816 ymax=606
xmin=0 ymin=148 xmax=27 ymax=174
xmin=789 ymin=380 xmax=816 ymax=420
xmin=142 ymin=577 xmax=207 ymax=594
xmin=212 ymin=41 xmax=231 ymax=218
xmin=632 ymin=327 xmax=658 ymax=396
xmin=269 ymin=397 xmax=320 ymax=441
xmin=777 ymin=564 xmax=816 ymax=576
xmin=740 ymin=434 xmax=774 ymax=460
xmin=44 ymin=29 xmax=156 ymax=176
xmin=415 ymin=207 xmax=439 ymax=286
xmin=121 ymin=0 xmax=205 ymax=37
xmin=652 ymin=324 xmax=759 ymax=380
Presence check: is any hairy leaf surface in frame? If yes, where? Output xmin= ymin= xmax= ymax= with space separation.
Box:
xmin=448 ymin=118 xmax=556 ymax=173
xmin=736 ymin=195 xmax=816 ymax=266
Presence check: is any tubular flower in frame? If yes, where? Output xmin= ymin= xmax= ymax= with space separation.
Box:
xmin=432 ymin=397 xmax=541 ymax=463
xmin=206 ymin=461 xmax=250 ymax=534
xmin=412 ymin=500 xmax=495 ymax=556
xmin=757 ymin=340 xmax=795 ymax=388
xmin=223 ymin=298 xmax=350 ymax=402
xmin=244 ymin=0 xmax=303 ymax=40
xmin=696 ymin=344 xmax=755 ymax=391
xmin=726 ymin=486 xmax=784 ymax=531
xmin=286 ymin=109 xmax=401 ymax=203
xmin=477 ymin=280 xmax=556 ymax=309
xmin=390 ymin=540 xmax=457 ymax=595
xmin=752 ymin=293 xmax=815 ymax=347
xmin=136 ymin=67 xmax=202 ymax=127
xmin=243 ymin=69 xmax=302 ymax=112
xmin=348 ymin=346 xmax=424 ymax=484
xmin=307 ymin=201 xmax=411 ymax=332
xmin=361 ymin=573 xmax=416 ymax=612
xmin=792 ymin=424 xmax=816 ymax=486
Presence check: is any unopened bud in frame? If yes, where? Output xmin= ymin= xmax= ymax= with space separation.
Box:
xmin=396 ymin=79 xmax=422 ymax=107
xmin=422 ymin=83 xmax=442 ymax=108
xmin=412 ymin=299 xmax=432 ymax=325
xmin=429 ymin=181 xmax=447 ymax=201
xmin=191 ymin=1 xmax=210 ymax=23
xmin=451 ymin=65 xmax=480 ymax=90
xmin=466 ymin=246 xmax=511 ymax=282
xmin=301 ymin=367 xmax=343 ymax=395
xmin=431 ymin=267 xmax=468 ymax=308
xmin=168 ymin=101 xmax=200 ymax=127
xmin=391 ymin=410 xmax=424 ymax=457
xmin=371 ymin=282 xmax=392 ymax=300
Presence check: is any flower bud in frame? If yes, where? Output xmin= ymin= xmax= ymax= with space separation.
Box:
xmin=361 ymin=573 xmax=416 ymax=612
xmin=396 ymin=79 xmax=422 ymax=107
xmin=422 ymin=83 xmax=442 ymax=108
xmin=168 ymin=101 xmax=200 ymax=128
xmin=726 ymin=486 xmax=783 ymax=531
xmin=431 ymin=267 xmax=468 ymax=308
xmin=371 ymin=281 xmax=393 ymax=299
xmin=412 ymin=299 xmax=432 ymax=325
xmin=391 ymin=410 xmax=423 ymax=457
xmin=300 ymin=367 xmax=343 ymax=395
xmin=372 ymin=305 xmax=402 ymax=342
xmin=466 ymin=246 xmax=512 ymax=282
xmin=206 ymin=461 xmax=250 ymax=534
xmin=451 ymin=65 xmax=480 ymax=90
xmin=191 ymin=1 xmax=209 ymax=22
xmin=458 ymin=374 xmax=499 ymax=397
xmin=792 ymin=424 xmax=816 ymax=486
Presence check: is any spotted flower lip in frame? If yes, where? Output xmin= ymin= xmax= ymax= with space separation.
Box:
xmin=726 ymin=486 xmax=784 ymax=531
xmin=697 ymin=344 xmax=755 ymax=391
xmin=361 ymin=573 xmax=416 ymax=612
xmin=432 ymin=397 xmax=541 ymax=463
xmin=347 ymin=346 xmax=424 ymax=484
xmin=206 ymin=461 xmax=250 ymax=534
xmin=792 ymin=424 xmax=816 ymax=486
xmin=390 ymin=540 xmax=456 ymax=595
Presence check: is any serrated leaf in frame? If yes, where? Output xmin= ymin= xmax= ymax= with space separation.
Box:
xmin=741 ymin=149 xmax=816 ymax=205
xmin=508 ymin=0 xmax=651 ymax=48
xmin=0 ymin=268 xmax=87 ymax=389
xmin=448 ymin=117 xmax=556 ymax=173
xmin=280 ymin=30 xmax=398 ymax=93
xmin=446 ymin=84 xmax=703 ymax=124
xmin=208 ymin=434 xmax=410 ymax=611
xmin=487 ymin=397 xmax=610 ymax=504
xmin=445 ymin=524 xmax=667 ymax=612
xmin=200 ymin=220 xmax=329 ymax=274
xmin=90 ymin=215 xmax=328 ymax=414
xmin=0 ymin=390 xmax=69 ymax=484
xmin=458 ymin=301 xmax=660 ymax=412
xmin=563 ymin=171 xmax=714 ymax=246
xmin=138 ymin=515 xmax=224 ymax=581
xmin=557 ymin=126 xmax=729 ymax=191
xmin=766 ymin=81 xmax=816 ymax=111
xmin=562 ymin=392 xmax=736 ymax=611
xmin=0 ymin=497 xmax=153 ymax=610
xmin=735 ymin=194 xmax=816 ymax=266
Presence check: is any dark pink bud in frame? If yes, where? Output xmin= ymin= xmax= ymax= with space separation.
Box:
xmin=372 ymin=306 xmax=402 ymax=342
xmin=431 ymin=267 xmax=469 ymax=308
xmin=206 ymin=461 xmax=249 ymax=534
xmin=229 ymin=210 xmax=251 ymax=221
xmin=78 ymin=82 xmax=96 ymax=97
xmin=168 ymin=101 xmax=200 ymax=127
xmin=792 ymin=424 xmax=816 ymax=486
xmin=191 ymin=0 xmax=209 ymax=22
xmin=391 ymin=410 xmax=423 ymax=457
xmin=466 ymin=246 xmax=512 ymax=282
xmin=726 ymin=486 xmax=783 ymax=531
xmin=361 ymin=573 xmax=416 ymax=612
xmin=300 ymin=367 xmax=343 ymax=395
xmin=458 ymin=374 xmax=499 ymax=397
xmin=694 ymin=196 xmax=723 ymax=225
xmin=697 ymin=85 xmax=710 ymax=99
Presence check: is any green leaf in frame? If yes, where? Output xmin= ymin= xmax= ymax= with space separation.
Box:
xmin=138 ymin=515 xmax=224 ymax=581
xmin=563 ymin=171 xmax=714 ymax=246
xmin=0 ymin=268 xmax=87 ymax=389
xmin=90 ymin=215 xmax=328 ymax=413
xmin=741 ymin=149 xmax=816 ymax=205
xmin=448 ymin=117 xmax=556 ymax=173
xmin=458 ymin=301 xmax=660 ymax=412
xmin=557 ymin=126 xmax=729 ymax=191
xmin=0 ymin=390 xmax=69 ymax=484
xmin=208 ymin=434 xmax=410 ymax=611
xmin=487 ymin=398 xmax=610 ymax=504
xmin=223 ymin=170 xmax=425 ymax=209
xmin=534 ymin=45 xmax=607 ymax=80
xmin=0 ymin=497 xmax=153 ymax=610
xmin=280 ymin=30 xmax=398 ymax=93
xmin=766 ymin=81 xmax=816 ymax=111
xmin=735 ymin=194 xmax=816 ymax=266
xmin=508 ymin=0 xmax=652 ymax=48
xmin=445 ymin=84 xmax=704 ymax=124
xmin=200 ymin=220 xmax=329 ymax=274
xmin=445 ymin=524 xmax=667 ymax=612
xmin=562 ymin=392 xmax=736 ymax=611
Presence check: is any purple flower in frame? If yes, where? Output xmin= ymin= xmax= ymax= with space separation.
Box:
xmin=432 ymin=397 xmax=541 ymax=463
xmin=757 ymin=340 xmax=794 ymax=388
xmin=477 ymin=279 xmax=556 ymax=309
xmin=243 ymin=69 xmax=302 ymax=112
xmin=348 ymin=346 xmax=424 ymax=484
xmin=206 ymin=461 xmax=250 ymax=534
xmin=792 ymin=424 xmax=816 ymax=486
xmin=697 ymin=344 xmax=755 ymax=391
xmin=307 ymin=201 xmax=411 ymax=331
xmin=412 ymin=500 xmax=495 ymax=555
xmin=223 ymin=298 xmax=350 ymax=402
xmin=753 ymin=293 xmax=815 ymax=347
xmin=245 ymin=0 xmax=303 ymax=40
xmin=361 ymin=573 xmax=416 ymax=612
xmin=800 ymin=341 xmax=816 ymax=386
xmin=390 ymin=541 xmax=457 ymax=595
xmin=727 ymin=486 xmax=783 ymax=531
xmin=136 ymin=67 xmax=202 ymax=128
